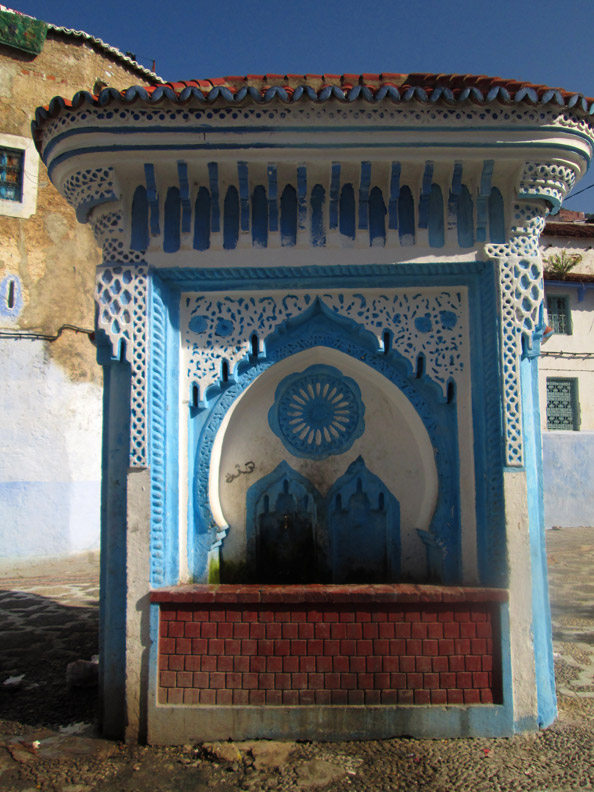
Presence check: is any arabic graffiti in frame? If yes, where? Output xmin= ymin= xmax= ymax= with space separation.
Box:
xmin=225 ymin=461 xmax=256 ymax=484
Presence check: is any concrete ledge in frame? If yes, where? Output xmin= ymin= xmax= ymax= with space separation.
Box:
xmin=147 ymin=702 xmax=517 ymax=743
xmin=150 ymin=583 xmax=509 ymax=605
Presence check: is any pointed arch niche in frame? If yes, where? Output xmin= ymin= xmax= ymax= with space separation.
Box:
xmin=206 ymin=347 xmax=439 ymax=583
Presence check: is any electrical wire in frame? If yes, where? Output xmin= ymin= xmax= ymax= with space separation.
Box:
xmin=0 ymin=324 xmax=94 ymax=342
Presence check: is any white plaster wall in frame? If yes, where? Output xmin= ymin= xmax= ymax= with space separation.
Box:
xmin=541 ymin=236 xmax=594 ymax=276
xmin=539 ymin=285 xmax=594 ymax=431
xmin=503 ymin=470 xmax=537 ymax=724
xmin=0 ymin=339 xmax=102 ymax=558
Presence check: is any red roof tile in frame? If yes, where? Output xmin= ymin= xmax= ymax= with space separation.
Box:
xmin=32 ymin=72 xmax=594 ymax=149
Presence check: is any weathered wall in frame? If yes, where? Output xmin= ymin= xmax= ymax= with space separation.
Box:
xmin=542 ymin=433 xmax=594 ymax=528
xmin=0 ymin=33 xmax=155 ymax=558
xmin=539 ymin=233 xmax=594 ymax=529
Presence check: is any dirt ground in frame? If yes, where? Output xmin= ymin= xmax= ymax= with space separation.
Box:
xmin=1 ymin=528 xmax=594 ymax=792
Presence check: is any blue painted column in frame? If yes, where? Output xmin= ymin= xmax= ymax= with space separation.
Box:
xmin=96 ymin=332 xmax=131 ymax=739
xmin=520 ymin=349 xmax=557 ymax=727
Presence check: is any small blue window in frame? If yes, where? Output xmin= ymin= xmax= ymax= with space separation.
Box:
xmin=546 ymin=378 xmax=579 ymax=430
xmin=547 ymin=295 xmax=571 ymax=335
xmin=0 ymin=147 xmax=24 ymax=202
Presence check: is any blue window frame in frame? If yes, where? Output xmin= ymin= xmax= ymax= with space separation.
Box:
xmin=0 ymin=146 xmax=24 ymax=202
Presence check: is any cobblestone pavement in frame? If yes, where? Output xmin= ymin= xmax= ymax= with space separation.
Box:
xmin=0 ymin=530 xmax=593 ymax=791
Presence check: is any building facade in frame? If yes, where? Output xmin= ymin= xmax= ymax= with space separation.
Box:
xmin=0 ymin=6 xmax=160 ymax=560
xmin=540 ymin=212 xmax=594 ymax=528
xmin=33 ymin=72 xmax=594 ymax=742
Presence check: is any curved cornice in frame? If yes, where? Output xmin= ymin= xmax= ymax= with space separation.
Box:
xmin=32 ymin=71 xmax=594 ymax=151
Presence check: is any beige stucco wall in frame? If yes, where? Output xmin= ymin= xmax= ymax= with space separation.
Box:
xmin=0 ymin=32 xmax=156 ymax=559
xmin=0 ymin=34 xmax=155 ymax=383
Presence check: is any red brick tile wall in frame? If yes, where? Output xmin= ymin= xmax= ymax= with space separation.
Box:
xmin=157 ymin=601 xmax=501 ymax=706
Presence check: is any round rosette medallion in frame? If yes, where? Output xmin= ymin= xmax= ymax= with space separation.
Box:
xmin=268 ymin=365 xmax=365 ymax=460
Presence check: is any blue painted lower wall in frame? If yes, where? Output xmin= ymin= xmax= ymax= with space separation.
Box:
xmin=0 ymin=480 xmax=100 ymax=557
xmin=542 ymin=431 xmax=594 ymax=529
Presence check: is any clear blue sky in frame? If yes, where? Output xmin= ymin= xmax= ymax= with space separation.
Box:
xmin=10 ymin=0 xmax=594 ymax=211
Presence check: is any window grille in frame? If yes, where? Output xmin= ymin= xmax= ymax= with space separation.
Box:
xmin=546 ymin=295 xmax=571 ymax=335
xmin=0 ymin=147 xmax=24 ymax=202
xmin=546 ymin=378 xmax=579 ymax=430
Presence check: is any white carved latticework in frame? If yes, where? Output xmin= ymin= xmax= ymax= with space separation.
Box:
xmin=484 ymin=158 xmax=577 ymax=467
xmin=96 ymin=263 xmax=148 ymax=467
xmin=62 ymin=167 xmax=119 ymax=214
xmin=183 ymin=289 xmax=467 ymax=403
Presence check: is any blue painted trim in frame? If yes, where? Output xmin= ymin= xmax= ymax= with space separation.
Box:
xmin=96 ymin=332 xmax=131 ymax=735
xmin=310 ymin=184 xmax=326 ymax=247
xmin=418 ymin=161 xmax=434 ymax=229
xmin=223 ymin=186 xmax=239 ymax=250
xmin=544 ymin=279 xmax=594 ymax=303
xmin=488 ymin=187 xmax=505 ymax=244
xmin=163 ymin=187 xmax=180 ymax=253
xmin=476 ymin=160 xmax=494 ymax=242
xmin=457 ymin=185 xmax=474 ymax=248
xmin=267 ymin=164 xmax=278 ymax=232
xmin=329 ymin=162 xmax=341 ymax=230
xmin=470 ymin=263 xmax=507 ymax=587
xmin=46 ymin=139 xmax=591 ymax=181
xmin=358 ymin=161 xmax=371 ymax=230
xmin=148 ymin=275 xmax=179 ymax=586
xmin=158 ymin=261 xmax=488 ymax=292
xmin=297 ymin=166 xmax=307 ymax=230
xmin=130 ymin=185 xmax=149 ymax=252
xmin=144 ymin=163 xmax=160 ymax=236
xmin=448 ymin=161 xmax=463 ymax=230
xmin=147 ymin=602 xmax=160 ymax=726
xmin=520 ymin=353 xmax=557 ymax=727
xmin=193 ymin=187 xmax=210 ymax=251
xmin=75 ymin=192 xmax=118 ymax=223
xmin=339 ymin=183 xmax=355 ymax=239
xmin=177 ymin=161 xmax=191 ymax=233
xmin=237 ymin=161 xmax=250 ymax=231
xmin=388 ymin=162 xmax=400 ymax=230
xmin=280 ymin=184 xmax=297 ymax=246
xmin=428 ymin=184 xmax=445 ymax=248
xmin=207 ymin=161 xmax=220 ymax=232
xmin=368 ymin=186 xmax=386 ymax=246
xmin=252 ymin=184 xmax=268 ymax=248
xmin=40 ymin=123 xmax=594 ymax=168
xmin=398 ymin=185 xmax=415 ymax=245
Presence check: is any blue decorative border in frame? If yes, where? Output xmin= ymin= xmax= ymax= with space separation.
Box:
xmin=147 ymin=261 xmax=505 ymax=591
xmin=520 ymin=354 xmax=557 ymax=727
xmin=148 ymin=274 xmax=179 ymax=586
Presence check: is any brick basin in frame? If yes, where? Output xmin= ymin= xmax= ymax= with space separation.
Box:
xmin=151 ymin=585 xmax=506 ymax=707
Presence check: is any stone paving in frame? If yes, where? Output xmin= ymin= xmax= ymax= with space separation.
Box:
xmin=0 ymin=530 xmax=594 ymax=791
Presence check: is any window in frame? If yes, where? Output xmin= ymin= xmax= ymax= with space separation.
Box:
xmin=0 ymin=147 xmax=24 ymax=201
xmin=546 ymin=378 xmax=579 ymax=430
xmin=0 ymin=132 xmax=39 ymax=219
xmin=547 ymin=295 xmax=572 ymax=335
